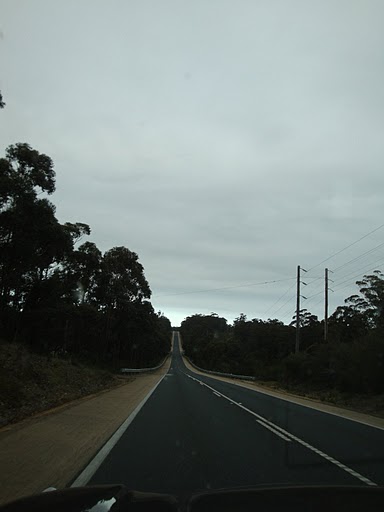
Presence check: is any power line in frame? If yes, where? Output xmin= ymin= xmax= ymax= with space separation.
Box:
xmin=277 ymin=294 xmax=300 ymax=320
xmin=332 ymin=241 xmax=384 ymax=273
xmin=281 ymin=307 xmax=297 ymax=324
xmin=310 ymin=295 xmax=325 ymax=310
xmin=263 ymin=281 xmax=296 ymax=316
xmin=307 ymin=223 xmax=384 ymax=272
xmin=334 ymin=255 xmax=384 ymax=286
xmin=271 ymin=291 xmax=297 ymax=316
xmin=154 ymin=277 xmax=296 ymax=298
xmin=306 ymin=289 xmax=324 ymax=300
xmin=265 ymin=276 xmax=322 ymax=318
xmin=332 ymin=257 xmax=384 ymax=291
xmin=300 ymin=276 xmax=325 ymax=303
xmin=306 ymin=276 xmax=323 ymax=286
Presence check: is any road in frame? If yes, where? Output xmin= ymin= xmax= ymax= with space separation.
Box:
xmin=88 ymin=332 xmax=384 ymax=498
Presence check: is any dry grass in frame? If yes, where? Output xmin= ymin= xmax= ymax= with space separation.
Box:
xmin=0 ymin=342 xmax=124 ymax=426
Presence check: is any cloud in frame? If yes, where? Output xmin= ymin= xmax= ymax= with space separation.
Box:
xmin=1 ymin=0 xmax=384 ymax=325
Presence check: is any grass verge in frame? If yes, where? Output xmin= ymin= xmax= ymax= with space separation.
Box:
xmin=0 ymin=342 xmax=127 ymax=427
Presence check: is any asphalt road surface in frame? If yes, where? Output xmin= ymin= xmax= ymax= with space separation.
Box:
xmin=89 ymin=332 xmax=384 ymax=498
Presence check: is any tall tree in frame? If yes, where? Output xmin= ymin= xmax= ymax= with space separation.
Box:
xmin=1 ymin=143 xmax=55 ymax=209
xmin=0 ymin=197 xmax=74 ymax=309
xmin=63 ymin=241 xmax=102 ymax=304
xmin=351 ymin=271 xmax=384 ymax=328
xmin=0 ymin=144 xmax=84 ymax=310
xmin=330 ymin=271 xmax=384 ymax=342
xmin=95 ymin=246 xmax=151 ymax=309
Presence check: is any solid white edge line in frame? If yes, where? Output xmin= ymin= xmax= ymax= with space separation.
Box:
xmin=213 ymin=391 xmax=221 ymax=397
xmin=186 ymin=372 xmax=377 ymax=487
xmin=256 ymin=420 xmax=292 ymax=442
xmin=70 ymin=371 xmax=168 ymax=487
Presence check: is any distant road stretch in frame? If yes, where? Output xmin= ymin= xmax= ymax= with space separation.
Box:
xmin=87 ymin=332 xmax=384 ymax=497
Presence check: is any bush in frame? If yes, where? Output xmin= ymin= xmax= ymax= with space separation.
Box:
xmin=281 ymin=346 xmax=332 ymax=387
xmin=332 ymin=331 xmax=384 ymax=393
xmin=252 ymin=359 xmax=282 ymax=381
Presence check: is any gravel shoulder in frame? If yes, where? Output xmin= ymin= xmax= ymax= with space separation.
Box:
xmin=0 ymin=358 xmax=170 ymax=505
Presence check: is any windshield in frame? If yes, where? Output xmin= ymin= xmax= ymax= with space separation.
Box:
xmin=1 ymin=0 xmax=384 ymax=505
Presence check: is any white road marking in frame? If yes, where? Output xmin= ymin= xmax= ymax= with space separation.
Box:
xmin=184 ymin=372 xmax=377 ymax=487
xmin=71 ymin=372 xmax=168 ymax=487
xmin=256 ymin=420 xmax=292 ymax=442
xmin=213 ymin=391 xmax=221 ymax=398
xmin=180 ymin=340 xmax=384 ymax=433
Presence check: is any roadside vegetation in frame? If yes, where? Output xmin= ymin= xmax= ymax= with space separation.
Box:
xmin=180 ymin=274 xmax=384 ymax=417
xmin=0 ymin=141 xmax=172 ymax=422
xmin=0 ymin=341 xmax=125 ymax=426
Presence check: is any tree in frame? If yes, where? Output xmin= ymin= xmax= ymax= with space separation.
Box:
xmin=0 ymin=91 xmax=5 ymax=109
xmin=0 ymin=144 xmax=55 ymax=211
xmin=180 ymin=313 xmax=229 ymax=365
xmin=95 ymin=246 xmax=151 ymax=309
xmin=0 ymin=144 xmax=89 ymax=310
xmin=0 ymin=197 xmax=74 ymax=310
xmin=290 ymin=308 xmax=319 ymax=329
xmin=63 ymin=241 xmax=102 ymax=304
xmin=63 ymin=222 xmax=91 ymax=246
xmin=351 ymin=271 xmax=384 ymax=328
xmin=1 ymin=144 xmax=55 ymax=308
xmin=0 ymin=143 xmax=170 ymax=366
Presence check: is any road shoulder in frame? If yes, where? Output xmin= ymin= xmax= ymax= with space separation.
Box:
xmin=182 ymin=356 xmax=384 ymax=431
xmin=0 ymin=358 xmax=170 ymax=506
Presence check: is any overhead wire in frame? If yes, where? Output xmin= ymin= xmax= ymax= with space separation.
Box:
xmin=285 ymin=224 xmax=384 ymax=322
xmin=332 ymin=257 xmax=384 ymax=292
xmin=332 ymin=241 xmax=384 ymax=273
xmin=154 ymin=277 xmax=296 ymax=298
xmin=306 ymin=223 xmax=384 ymax=273
xmin=277 ymin=294 xmax=299 ymax=320
xmin=154 ymin=223 xmax=384 ymax=325
xmin=265 ymin=276 xmax=323 ymax=319
xmin=262 ymin=281 xmax=296 ymax=316
xmin=269 ymin=288 xmax=298 ymax=316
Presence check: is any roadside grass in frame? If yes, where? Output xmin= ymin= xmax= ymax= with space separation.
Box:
xmin=0 ymin=341 xmax=126 ymax=426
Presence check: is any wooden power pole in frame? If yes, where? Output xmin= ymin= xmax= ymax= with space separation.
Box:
xmin=295 ymin=265 xmax=307 ymax=353
xmin=295 ymin=265 xmax=301 ymax=353
xmin=324 ymin=268 xmax=329 ymax=342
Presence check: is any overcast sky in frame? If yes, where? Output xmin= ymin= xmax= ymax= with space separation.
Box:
xmin=1 ymin=0 xmax=384 ymax=326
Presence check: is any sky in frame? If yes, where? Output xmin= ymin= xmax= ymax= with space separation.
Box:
xmin=1 ymin=0 xmax=384 ymax=326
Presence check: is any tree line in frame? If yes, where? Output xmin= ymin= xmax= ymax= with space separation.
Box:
xmin=181 ymin=271 xmax=384 ymax=394
xmin=0 ymin=142 xmax=171 ymax=367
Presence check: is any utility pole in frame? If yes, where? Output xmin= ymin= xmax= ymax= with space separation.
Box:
xmin=296 ymin=265 xmax=301 ymax=354
xmin=324 ymin=268 xmax=329 ymax=342
xmin=295 ymin=265 xmax=307 ymax=353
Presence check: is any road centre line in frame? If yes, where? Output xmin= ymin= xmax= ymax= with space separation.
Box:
xmin=213 ymin=391 xmax=221 ymax=398
xmin=184 ymin=372 xmax=377 ymax=487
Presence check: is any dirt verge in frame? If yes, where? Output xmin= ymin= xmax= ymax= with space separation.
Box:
xmin=0 ymin=357 xmax=170 ymax=506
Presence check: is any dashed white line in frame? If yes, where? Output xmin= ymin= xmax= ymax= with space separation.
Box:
xmin=256 ymin=420 xmax=292 ymax=442
xmin=213 ymin=391 xmax=221 ymax=398
xmin=184 ymin=372 xmax=377 ymax=487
